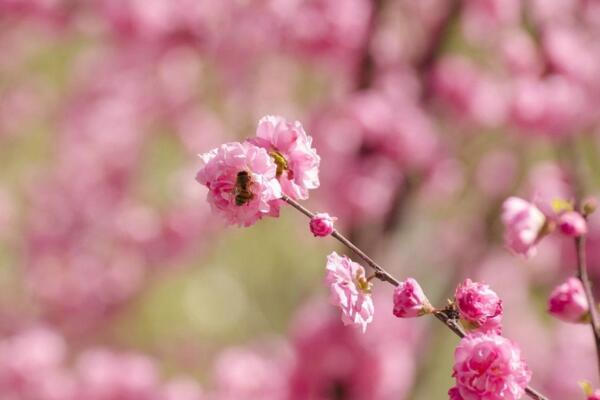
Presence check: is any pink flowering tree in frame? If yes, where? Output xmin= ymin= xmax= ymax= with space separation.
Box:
xmin=2 ymin=0 xmax=600 ymax=399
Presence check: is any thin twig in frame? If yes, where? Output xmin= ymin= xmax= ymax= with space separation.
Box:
xmin=281 ymin=194 xmax=549 ymax=400
xmin=575 ymin=232 xmax=600 ymax=377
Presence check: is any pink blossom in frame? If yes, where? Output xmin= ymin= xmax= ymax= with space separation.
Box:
xmin=501 ymin=197 xmax=547 ymax=258
xmin=558 ymin=211 xmax=587 ymax=237
xmin=548 ymin=277 xmax=589 ymax=323
xmin=309 ymin=213 xmax=336 ymax=237
xmin=250 ymin=115 xmax=320 ymax=201
xmin=325 ymin=252 xmax=374 ymax=332
xmin=392 ymin=278 xmax=432 ymax=318
xmin=196 ymin=142 xmax=282 ymax=227
xmin=452 ymin=333 xmax=532 ymax=400
xmin=455 ymin=279 xmax=503 ymax=334
xmin=448 ymin=386 xmax=465 ymax=400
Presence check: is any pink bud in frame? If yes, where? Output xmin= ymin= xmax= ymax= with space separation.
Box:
xmin=548 ymin=277 xmax=589 ymax=323
xmin=558 ymin=211 xmax=587 ymax=237
xmin=309 ymin=213 xmax=336 ymax=237
xmin=392 ymin=278 xmax=432 ymax=318
xmin=501 ymin=197 xmax=546 ymax=258
xmin=455 ymin=279 xmax=503 ymax=333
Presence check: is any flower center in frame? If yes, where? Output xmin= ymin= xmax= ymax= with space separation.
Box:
xmin=354 ymin=273 xmax=372 ymax=294
xmin=269 ymin=150 xmax=292 ymax=179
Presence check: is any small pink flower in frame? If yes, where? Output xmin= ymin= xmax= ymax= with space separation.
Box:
xmin=501 ymin=196 xmax=546 ymax=258
xmin=452 ymin=333 xmax=531 ymax=400
xmin=448 ymin=386 xmax=464 ymax=400
xmin=558 ymin=211 xmax=587 ymax=237
xmin=548 ymin=277 xmax=589 ymax=323
xmin=196 ymin=142 xmax=282 ymax=227
xmin=250 ymin=115 xmax=320 ymax=201
xmin=309 ymin=213 xmax=336 ymax=237
xmin=392 ymin=278 xmax=433 ymax=318
xmin=455 ymin=279 xmax=503 ymax=334
xmin=325 ymin=252 xmax=374 ymax=333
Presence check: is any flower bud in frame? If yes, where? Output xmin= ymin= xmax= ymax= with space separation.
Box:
xmin=558 ymin=211 xmax=587 ymax=237
xmin=548 ymin=277 xmax=589 ymax=323
xmin=309 ymin=213 xmax=336 ymax=237
xmin=392 ymin=278 xmax=433 ymax=318
xmin=455 ymin=279 xmax=503 ymax=333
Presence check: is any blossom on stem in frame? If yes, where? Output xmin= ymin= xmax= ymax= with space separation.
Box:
xmin=455 ymin=279 xmax=503 ymax=334
xmin=392 ymin=278 xmax=433 ymax=318
xmin=557 ymin=211 xmax=587 ymax=237
xmin=501 ymin=196 xmax=547 ymax=258
xmin=325 ymin=252 xmax=374 ymax=333
xmin=309 ymin=213 xmax=336 ymax=237
xmin=250 ymin=115 xmax=320 ymax=200
xmin=196 ymin=142 xmax=282 ymax=227
xmin=452 ymin=333 xmax=531 ymax=400
xmin=548 ymin=277 xmax=589 ymax=323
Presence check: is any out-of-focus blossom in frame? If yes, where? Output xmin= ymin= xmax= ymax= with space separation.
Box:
xmin=500 ymin=30 xmax=543 ymax=77
xmin=289 ymin=296 xmax=420 ymax=400
xmin=509 ymin=76 xmax=590 ymax=137
xmin=548 ymin=277 xmax=589 ymax=323
xmin=250 ymin=115 xmax=320 ymax=201
xmin=309 ymin=212 xmax=336 ymax=237
xmin=558 ymin=211 xmax=587 ymax=237
xmin=501 ymin=196 xmax=547 ymax=258
xmin=76 ymin=349 xmax=160 ymax=399
xmin=162 ymin=378 xmax=203 ymax=400
xmin=461 ymin=0 xmax=521 ymax=43
xmin=273 ymin=0 xmax=372 ymax=64
xmin=196 ymin=142 xmax=282 ymax=227
xmin=455 ymin=279 xmax=503 ymax=333
xmin=325 ymin=252 xmax=374 ymax=332
xmin=0 ymin=327 xmax=74 ymax=400
xmin=213 ymin=347 xmax=287 ymax=400
xmin=392 ymin=278 xmax=432 ymax=318
xmin=432 ymin=57 xmax=508 ymax=128
xmin=452 ymin=333 xmax=531 ymax=400
xmin=311 ymin=90 xmax=438 ymax=227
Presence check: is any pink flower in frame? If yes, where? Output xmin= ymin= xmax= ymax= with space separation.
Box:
xmin=501 ymin=197 xmax=546 ymax=258
xmin=250 ymin=115 xmax=320 ymax=200
xmin=196 ymin=142 xmax=282 ymax=227
xmin=325 ymin=252 xmax=374 ymax=332
xmin=548 ymin=277 xmax=589 ymax=323
xmin=558 ymin=211 xmax=587 ymax=237
xmin=452 ymin=333 xmax=532 ymax=400
xmin=448 ymin=386 xmax=465 ymax=400
xmin=455 ymin=279 xmax=503 ymax=334
xmin=309 ymin=213 xmax=336 ymax=237
xmin=392 ymin=278 xmax=433 ymax=318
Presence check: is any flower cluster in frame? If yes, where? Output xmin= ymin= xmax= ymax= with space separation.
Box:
xmin=501 ymin=196 xmax=589 ymax=258
xmin=196 ymin=116 xmax=320 ymax=227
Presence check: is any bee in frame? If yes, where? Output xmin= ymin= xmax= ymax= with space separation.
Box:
xmin=234 ymin=170 xmax=254 ymax=206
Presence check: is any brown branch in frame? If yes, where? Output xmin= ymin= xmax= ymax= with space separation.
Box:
xmin=281 ymin=194 xmax=549 ymax=400
xmin=575 ymin=231 xmax=600 ymax=377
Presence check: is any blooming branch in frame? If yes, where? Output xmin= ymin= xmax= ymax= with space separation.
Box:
xmin=280 ymin=194 xmax=549 ymax=400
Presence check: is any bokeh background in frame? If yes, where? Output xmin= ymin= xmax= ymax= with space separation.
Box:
xmin=1 ymin=0 xmax=600 ymax=399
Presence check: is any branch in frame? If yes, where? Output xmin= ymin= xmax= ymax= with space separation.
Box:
xmin=281 ymin=194 xmax=549 ymax=400
xmin=575 ymin=231 xmax=600 ymax=377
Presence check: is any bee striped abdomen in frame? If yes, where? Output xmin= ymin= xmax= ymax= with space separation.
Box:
xmin=234 ymin=171 xmax=254 ymax=206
